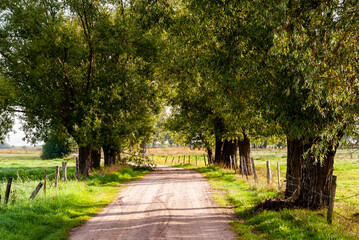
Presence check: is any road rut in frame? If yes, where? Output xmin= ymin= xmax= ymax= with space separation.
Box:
xmin=69 ymin=166 xmax=235 ymax=240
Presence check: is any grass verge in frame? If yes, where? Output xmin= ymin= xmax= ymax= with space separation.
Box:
xmin=0 ymin=156 xmax=149 ymax=240
xmin=179 ymin=164 xmax=357 ymax=240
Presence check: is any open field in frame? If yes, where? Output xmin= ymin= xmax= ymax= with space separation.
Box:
xmin=0 ymin=154 xmax=149 ymax=240
xmin=0 ymin=148 xmax=42 ymax=155
xmin=150 ymin=147 xmax=359 ymax=239
xmin=146 ymin=146 xmax=207 ymax=156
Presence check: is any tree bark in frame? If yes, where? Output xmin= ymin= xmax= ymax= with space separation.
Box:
xmin=296 ymin=141 xmax=339 ymax=209
xmin=206 ymin=147 xmax=214 ymax=165
xmin=222 ymin=139 xmax=238 ymax=168
xmin=213 ymin=117 xmax=225 ymax=164
xmin=238 ymin=133 xmax=252 ymax=174
xmin=103 ymin=145 xmax=116 ymax=167
xmin=79 ymin=146 xmax=92 ymax=177
xmin=91 ymin=148 xmax=101 ymax=169
xmin=285 ymin=137 xmax=306 ymax=199
xmin=214 ymin=134 xmax=224 ymax=164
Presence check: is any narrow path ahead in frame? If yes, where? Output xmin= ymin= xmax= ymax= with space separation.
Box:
xmin=70 ymin=166 xmax=235 ymax=240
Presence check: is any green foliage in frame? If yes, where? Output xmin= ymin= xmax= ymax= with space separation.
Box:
xmin=0 ymin=75 xmax=14 ymax=142
xmin=0 ymin=1 xmax=164 ymax=154
xmin=41 ymin=139 xmax=72 ymax=160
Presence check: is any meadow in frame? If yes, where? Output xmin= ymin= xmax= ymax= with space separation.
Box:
xmin=0 ymin=153 xmax=149 ymax=240
xmin=150 ymin=147 xmax=359 ymax=239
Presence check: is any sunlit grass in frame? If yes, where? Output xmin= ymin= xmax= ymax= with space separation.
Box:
xmin=0 ymin=155 xmax=149 ymax=240
xmin=163 ymin=148 xmax=359 ymax=239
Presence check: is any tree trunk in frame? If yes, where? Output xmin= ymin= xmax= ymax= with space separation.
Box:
xmin=296 ymin=141 xmax=339 ymax=209
xmin=91 ymin=148 xmax=101 ymax=169
xmin=285 ymin=137 xmax=306 ymax=199
xmin=238 ymin=133 xmax=252 ymax=174
xmin=79 ymin=146 xmax=92 ymax=177
xmin=222 ymin=139 xmax=238 ymax=168
xmin=103 ymin=145 xmax=116 ymax=167
xmin=206 ymin=147 xmax=214 ymax=165
xmin=140 ymin=140 xmax=147 ymax=156
xmin=214 ymin=134 xmax=224 ymax=164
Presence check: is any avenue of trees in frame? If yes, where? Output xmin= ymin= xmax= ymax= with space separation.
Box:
xmin=1 ymin=0 xmax=359 ymax=209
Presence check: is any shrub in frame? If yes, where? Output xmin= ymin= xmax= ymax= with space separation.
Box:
xmin=41 ymin=139 xmax=72 ymax=160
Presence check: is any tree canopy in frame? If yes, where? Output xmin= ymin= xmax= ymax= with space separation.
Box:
xmin=1 ymin=0 xmax=359 ymax=208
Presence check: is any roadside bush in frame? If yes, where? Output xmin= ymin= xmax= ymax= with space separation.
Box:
xmin=41 ymin=139 xmax=72 ymax=160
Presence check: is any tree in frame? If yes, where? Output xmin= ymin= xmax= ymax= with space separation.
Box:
xmin=248 ymin=1 xmax=359 ymax=208
xmin=41 ymin=136 xmax=73 ymax=160
xmin=0 ymin=0 xmax=163 ymax=176
xmin=0 ymin=74 xmax=15 ymax=142
xmin=163 ymin=0 xmax=274 ymax=170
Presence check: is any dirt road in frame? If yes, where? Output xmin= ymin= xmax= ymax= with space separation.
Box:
xmin=69 ymin=166 xmax=235 ymax=240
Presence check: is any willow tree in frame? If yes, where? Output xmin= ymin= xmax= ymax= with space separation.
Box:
xmin=163 ymin=0 xmax=274 ymax=170
xmin=0 ymin=0 xmax=163 ymax=176
xmin=163 ymin=34 xmax=239 ymax=167
xmin=248 ymin=1 xmax=359 ymax=208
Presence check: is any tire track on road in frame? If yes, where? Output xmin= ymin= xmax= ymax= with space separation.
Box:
xmin=69 ymin=166 xmax=235 ymax=240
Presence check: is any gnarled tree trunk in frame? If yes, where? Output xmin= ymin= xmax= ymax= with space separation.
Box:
xmin=238 ymin=133 xmax=251 ymax=174
xmin=222 ymin=139 xmax=238 ymax=168
xmin=79 ymin=146 xmax=92 ymax=177
xmin=285 ymin=137 xmax=306 ymax=199
xmin=296 ymin=142 xmax=338 ymax=209
xmin=91 ymin=148 xmax=101 ymax=169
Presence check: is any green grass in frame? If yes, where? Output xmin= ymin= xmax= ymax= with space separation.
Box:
xmin=176 ymin=165 xmax=355 ymax=239
xmin=167 ymin=148 xmax=359 ymax=239
xmin=0 ymin=154 xmax=149 ymax=240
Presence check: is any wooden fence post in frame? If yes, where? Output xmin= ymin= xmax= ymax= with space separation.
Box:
xmin=266 ymin=161 xmax=271 ymax=185
xmin=244 ymin=157 xmax=249 ymax=180
xmin=196 ymin=155 xmax=198 ymax=166
xmin=44 ymin=169 xmax=47 ymax=195
xmin=204 ymin=155 xmax=207 ymax=166
xmin=277 ymin=162 xmax=281 ymax=189
xmin=165 ymin=156 xmax=168 ymax=164
xmin=234 ymin=155 xmax=238 ymax=173
xmin=251 ymin=158 xmax=258 ymax=183
xmin=76 ymin=157 xmax=80 ymax=180
xmin=62 ymin=162 xmax=68 ymax=182
xmin=188 ymin=155 xmax=191 ymax=164
xmin=55 ymin=166 xmax=59 ymax=187
xmin=171 ymin=156 xmax=175 ymax=164
xmin=230 ymin=156 xmax=233 ymax=171
xmin=29 ymin=182 xmax=43 ymax=199
xmin=327 ymin=176 xmax=337 ymax=224
xmin=183 ymin=155 xmax=185 ymax=164
xmin=5 ymin=177 xmax=12 ymax=204
xmin=240 ymin=156 xmax=244 ymax=178
xmin=178 ymin=156 xmax=180 ymax=163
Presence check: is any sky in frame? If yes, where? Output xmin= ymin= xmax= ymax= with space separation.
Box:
xmin=6 ymin=115 xmax=42 ymax=146
xmin=6 ymin=117 xmax=29 ymax=146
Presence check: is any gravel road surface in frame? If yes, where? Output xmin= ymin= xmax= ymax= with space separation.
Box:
xmin=69 ymin=166 xmax=235 ymax=240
